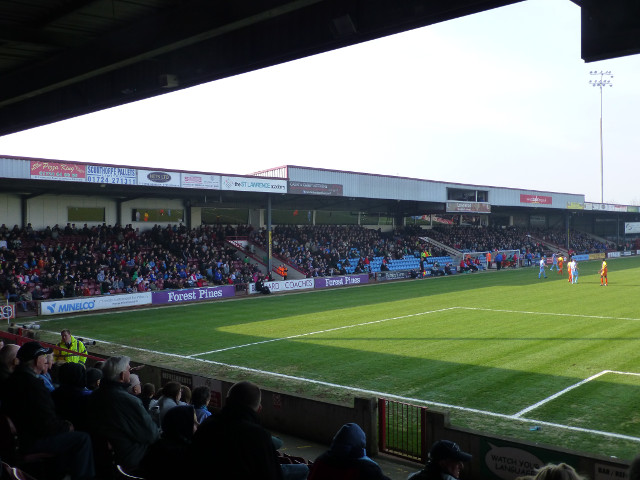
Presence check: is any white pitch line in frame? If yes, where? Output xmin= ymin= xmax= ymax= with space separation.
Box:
xmin=459 ymin=307 xmax=640 ymax=322
xmin=513 ymin=370 xmax=611 ymax=418
xmin=39 ymin=328 xmax=640 ymax=443
xmin=58 ymin=334 xmax=640 ymax=442
xmin=191 ymin=307 xmax=458 ymax=356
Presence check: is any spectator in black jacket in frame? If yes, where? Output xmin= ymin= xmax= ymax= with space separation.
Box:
xmin=0 ymin=341 xmax=95 ymax=480
xmin=190 ymin=380 xmax=283 ymax=479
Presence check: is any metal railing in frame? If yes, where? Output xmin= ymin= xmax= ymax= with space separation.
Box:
xmin=378 ymin=398 xmax=429 ymax=462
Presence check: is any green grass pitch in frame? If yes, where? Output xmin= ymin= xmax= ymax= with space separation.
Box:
xmin=36 ymin=256 xmax=640 ymax=459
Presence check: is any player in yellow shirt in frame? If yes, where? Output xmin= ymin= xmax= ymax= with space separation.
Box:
xmin=600 ymin=260 xmax=608 ymax=286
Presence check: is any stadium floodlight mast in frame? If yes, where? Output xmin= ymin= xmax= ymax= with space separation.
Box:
xmin=589 ymin=70 xmax=613 ymax=204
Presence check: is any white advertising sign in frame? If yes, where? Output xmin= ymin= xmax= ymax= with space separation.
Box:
xmin=137 ymin=170 xmax=181 ymax=187
xmin=40 ymin=293 xmax=152 ymax=316
xmin=624 ymin=222 xmax=640 ymax=234
xmin=221 ymin=176 xmax=287 ymax=193
xmin=248 ymin=278 xmax=314 ymax=294
xmin=181 ymin=173 xmax=221 ymax=189
xmin=86 ymin=165 xmax=137 ymax=185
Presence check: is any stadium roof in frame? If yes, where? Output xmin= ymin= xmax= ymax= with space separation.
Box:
xmin=1 ymin=0 xmax=639 ymax=139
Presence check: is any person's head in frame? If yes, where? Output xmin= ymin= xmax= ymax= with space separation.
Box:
xmin=60 ymin=329 xmax=72 ymax=345
xmin=191 ymin=386 xmax=211 ymax=408
xmin=141 ymin=382 xmax=156 ymax=399
xmin=102 ymin=355 xmax=131 ymax=383
xmin=226 ymin=380 xmax=261 ymax=412
xmin=0 ymin=344 xmax=20 ymax=372
xmin=180 ymin=385 xmax=192 ymax=404
xmin=58 ymin=362 xmax=87 ymax=388
xmin=428 ymin=440 xmax=472 ymax=479
xmin=127 ymin=373 xmax=142 ymax=395
xmin=42 ymin=353 xmax=54 ymax=374
xmin=329 ymin=423 xmax=368 ymax=459
xmin=527 ymin=463 xmax=585 ymax=480
xmin=162 ymin=381 xmax=182 ymax=402
xmin=161 ymin=405 xmax=198 ymax=443
xmin=628 ymin=454 xmax=640 ymax=480
xmin=16 ymin=341 xmax=53 ymax=374
xmin=0 ymin=338 xmax=4 ymax=350
xmin=85 ymin=367 xmax=103 ymax=390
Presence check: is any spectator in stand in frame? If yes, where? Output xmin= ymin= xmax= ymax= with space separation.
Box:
xmin=40 ymin=352 xmax=56 ymax=392
xmin=52 ymin=362 xmax=92 ymax=431
xmin=407 ymin=440 xmax=472 ymax=480
xmin=0 ymin=341 xmax=96 ymax=480
xmin=308 ymin=422 xmax=390 ymax=480
xmin=515 ymin=463 xmax=585 ymax=480
xmin=141 ymin=405 xmax=199 ymax=480
xmin=85 ymin=367 xmax=103 ymax=391
xmin=180 ymin=385 xmax=192 ymax=405
xmin=0 ymin=343 xmax=20 ymax=391
xmin=140 ymin=382 xmax=157 ymax=411
xmin=156 ymin=380 xmax=182 ymax=426
xmin=18 ymin=285 xmax=33 ymax=312
xmin=54 ymin=329 xmax=87 ymax=365
xmin=86 ymin=355 xmax=160 ymax=471
xmin=191 ymin=385 xmax=212 ymax=424
xmin=190 ymin=380 xmax=283 ymax=479
xmin=127 ymin=373 xmax=142 ymax=396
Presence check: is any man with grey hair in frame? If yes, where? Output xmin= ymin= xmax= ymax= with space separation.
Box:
xmin=87 ymin=355 xmax=159 ymax=471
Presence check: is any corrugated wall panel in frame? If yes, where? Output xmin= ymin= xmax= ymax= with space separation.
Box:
xmin=287 ymin=166 xmax=585 ymax=207
xmin=0 ymin=157 xmax=30 ymax=179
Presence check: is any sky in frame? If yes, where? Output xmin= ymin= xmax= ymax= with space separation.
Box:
xmin=0 ymin=0 xmax=638 ymax=205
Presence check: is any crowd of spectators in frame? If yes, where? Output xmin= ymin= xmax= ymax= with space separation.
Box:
xmin=1 ymin=221 xmax=618 ymax=305
xmin=0 ymin=338 xmax=613 ymax=480
xmin=0 ymin=222 xmax=262 ymax=305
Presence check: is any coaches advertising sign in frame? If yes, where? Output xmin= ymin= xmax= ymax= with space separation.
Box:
xmin=86 ymin=165 xmax=137 ymax=185
xmin=181 ymin=173 xmax=221 ymax=190
xmin=248 ymin=278 xmax=314 ymax=294
xmin=446 ymin=201 xmax=491 ymax=213
xmin=520 ymin=194 xmax=552 ymax=205
xmin=221 ymin=176 xmax=287 ymax=193
xmin=137 ymin=170 xmax=181 ymax=187
xmin=30 ymin=161 xmax=86 ymax=182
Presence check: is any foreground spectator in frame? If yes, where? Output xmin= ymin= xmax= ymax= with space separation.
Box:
xmin=308 ymin=422 xmax=390 ymax=480
xmin=190 ymin=380 xmax=283 ymax=479
xmin=87 ymin=355 xmax=160 ymax=471
xmin=141 ymin=405 xmax=198 ymax=480
xmin=0 ymin=343 xmax=20 ymax=391
xmin=0 ymin=341 xmax=95 ymax=480
xmin=407 ymin=440 xmax=472 ymax=480
xmin=515 ymin=462 xmax=585 ymax=480
xmin=629 ymin=455 xmax=640 ymax=480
